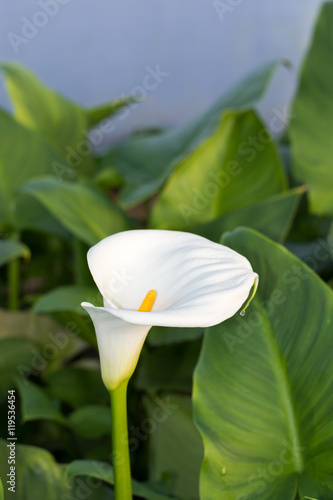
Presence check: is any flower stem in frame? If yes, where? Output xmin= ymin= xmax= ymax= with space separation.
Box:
xmin=109 ymin=381 xmax=132 ymax=500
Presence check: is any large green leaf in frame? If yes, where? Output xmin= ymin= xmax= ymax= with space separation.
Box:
xmin=193 ymin=228 xmax=333 ymax=500
xmin=144 ymin=394 xmax=203 ymax=500
xmin=0 ymin=109 xmax=64 ymax=224
xmin=191 ymin=187 xmax=305 ymax=243
xmin=0 ymin=240 xmax=30 ymax=267
xmin=0 ymin=63 xmax=94 ymax=176
xmin=16 ymin=378 xmax=68 ymax=426
xmin=33 ymin=285 xmax=101 ymax=315
xmin=149 ymin=110 xmax=287 ymax=230
xmin=22 ymin=177 xmax=131 ymax=245
xmin=0 ymin=440 xmax=65 ymax=500
xmin=104 ymin=61 xmax=280 ymax=207
xmin=66 ymin=460 xmax=182 ymax=500
xmin=289 ymin=2 xmax=333 ymax=216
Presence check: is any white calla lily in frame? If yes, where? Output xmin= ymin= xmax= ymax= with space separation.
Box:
xmin=82 ymin=229 xmax=258 ymax=390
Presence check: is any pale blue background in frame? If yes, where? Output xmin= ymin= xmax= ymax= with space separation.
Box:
xmin=0 ymin=0 xmax=325 ymax=140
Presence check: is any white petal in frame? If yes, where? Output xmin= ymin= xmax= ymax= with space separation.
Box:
xmin=82 ymin=303 xmax=151 ymax=390
xmin=86 ymin=229 xmax=257 ymax=328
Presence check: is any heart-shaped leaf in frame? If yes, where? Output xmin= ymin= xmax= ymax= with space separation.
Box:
xmin=193 ymin=228 xmax=333 ymax=500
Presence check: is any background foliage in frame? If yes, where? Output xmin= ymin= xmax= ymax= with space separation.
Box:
xmin=1 ymin=3 xmax=333 ymax=499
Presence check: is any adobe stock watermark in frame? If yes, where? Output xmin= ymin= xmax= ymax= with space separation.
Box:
xmin=178 ymin=106 xmax=293 ymax=226
xmin=52 ymin=64 xmax=170 ymax=181
xmin=223 ymin=234 xmax=333 ymax=353
xmin=7 ymin=0 xmax=72 ymax=54
xmin=63 ymin=396 xmax=179 ymax=500
xmin=213 ymin=0 xmax=244 ymax=22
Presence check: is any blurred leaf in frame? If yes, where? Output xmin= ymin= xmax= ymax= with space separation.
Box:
xmin=94 ymin=166 xmax=124 ymax=189
xmin=86 ymin=97 xmax=134 ymax=127
xmin=144 ymin=394 xmax=203 ymax=500
xmin=16 ymin=378 xmax=68 ymax=426
xmin=45 ymin=367 xmax=109 ymax=409
xmin=149 ymin=110 xmax=287 ymax=230
xmin=0 ymin=477 xmax=3 ymax=500
xmin=22 ymin=177 xmax=131 ymax=245
xmin=104 ymin=61 xmax=280 ymax=207
xmin=0 ymin=240 xmax=30 ymax=267
xmin=192 ymin=186 xmax=305 ymax=243
xmin=0 ymin=338 xmax=36 ymax=399
xmin=193 ymin=228 xmax=333 ymax=500
xmin=136 ymin=341 xmax=201 ymax=393
xmin=68 ymin=405 xmax=110 ymax=438
xmin=13 ymin=194 xmax=70 ymax=238
xmin=0 ymin=310 xmax=85 ymax=374
xmin=66 ymin=460 xmax=182 ymax=499
xmin=49 ymin=310 xmax=97 ymax=345
xmin=148 ymin=326 xmax=203 ymax=346
xmin=0 ymin=62 xmax=94 ymax=176
xmin=0 ymin=439 xmax=66 ymax=500
xmin=290 ymin=2 xmax=333 ymax=216
xmin=0 ymin=109 xmax=64 ymax=224
xmin=33 ymin=285 xmax=101 ymax=315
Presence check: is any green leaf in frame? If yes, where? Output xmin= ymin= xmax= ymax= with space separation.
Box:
xmin=0 ymin=62 xmax=94 ymax=176
xmin=290 ymin=2 xmax=333 ymax=216
xmin=66 ymin=460 xmax=182 ymax=500
xmin=149 ymin=110 xmax=287 ymax=230
xmin=0 ymin=310 xmax=84 ymax=374
xmin=0 ymin=478 xmax=3 ymax=500
xmin=144 ymin=394 xmax=203 ymax=500
xmin=68 ymin=405 xmax=110 ymax=438
xmin=191 ymin=186 xmax=305 ymax=243
xmin=94 ymin=166 xmax=124 ymax=189
xmin=22 ymin=177 xmax=131 ymax=245
xmin=0 ymin=439 xmax=66 ymax=500
xmin=33 ymin=285 xmax=101 ymax=315
xmin=0 ymin=109 xmax=65 ymax=224
xmin=16 ymin=378 xmax=68 ymax=426
xmin=86 ymin=96 xmax=134 ymax=127
xmin=104 ymin=61 xmax=280 ymax=207
xmin=0 ymin=338 xmax=36 ymax=399
xmin=12 ymin=194 xmax=70 ymax=238
xmin=136 ymin=341 xmax=201 ymax=393
xmin=0 ymin=240 xmax=30 ymax=267
xmin=193 ymin=228 xmax=333 ymax=500
xmin=45 ymin=367 xmax=109 ymax=409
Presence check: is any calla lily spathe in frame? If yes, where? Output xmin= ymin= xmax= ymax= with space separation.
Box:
xmin=82 ymin=230 xmax=258 ymax=390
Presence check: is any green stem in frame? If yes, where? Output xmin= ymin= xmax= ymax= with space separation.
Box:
xmin=109 ymin=381 xmax=132 ymax=500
